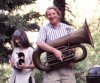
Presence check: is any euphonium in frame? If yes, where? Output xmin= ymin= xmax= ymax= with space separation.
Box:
xmin=32 ymin=20 xmax=94 ymax=71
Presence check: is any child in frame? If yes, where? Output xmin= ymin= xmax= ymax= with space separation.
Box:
xmin=9 ymin=28 xmax=35 ymax=83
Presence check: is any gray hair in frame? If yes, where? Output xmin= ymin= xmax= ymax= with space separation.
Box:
xmin=45 ymin=6 xmax=61 ymax=18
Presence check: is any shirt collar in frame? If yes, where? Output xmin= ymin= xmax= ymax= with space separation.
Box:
xmin=49 ymin=22 xmax=61 ymax=29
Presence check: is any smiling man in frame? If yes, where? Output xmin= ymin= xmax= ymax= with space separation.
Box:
xmin=36 ymin=6 xmax=76 ymax=83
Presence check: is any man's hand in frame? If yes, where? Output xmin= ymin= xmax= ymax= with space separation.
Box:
xmin=53 ymin=49 xmax=63 ymax=61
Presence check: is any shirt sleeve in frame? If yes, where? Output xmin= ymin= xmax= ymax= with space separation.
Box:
xmin=37 ymin=26 xmax=47 ymax=42
xmin=28 ymin=47 xmax=34 ymax=64
xmin=66 ymin=25 xmax=74 ymax=34
xmin=11 ymin=48 xmax=18 ymax=67
xmin=11 ymin=48 xmax=16 ymax=61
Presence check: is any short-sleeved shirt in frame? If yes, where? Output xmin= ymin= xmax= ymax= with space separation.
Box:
xmin=37 ymin=22 xmax=73 ymax=42
xmin=37 ymin=23 xmax=76 ymax=83
xmin=37 ymin=22 xmax=74 ymax=66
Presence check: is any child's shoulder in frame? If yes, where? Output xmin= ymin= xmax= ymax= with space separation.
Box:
xmin=27 ymin=47 xmax=34 ymax=51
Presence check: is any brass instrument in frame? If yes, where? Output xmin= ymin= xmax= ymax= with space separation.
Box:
xmin=32 ymin=20 xmax=94 ymax=71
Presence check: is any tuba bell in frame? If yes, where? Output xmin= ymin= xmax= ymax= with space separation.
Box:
xmin=32 ymin=20 xmax=94 ymax=71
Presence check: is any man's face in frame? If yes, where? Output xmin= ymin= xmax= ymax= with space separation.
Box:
xmin=46 ymin=9 xmax=60 ymax=25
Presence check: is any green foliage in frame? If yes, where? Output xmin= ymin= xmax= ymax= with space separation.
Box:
xmin=75 ymin=61 xmax=87 ymax=83
xmin=0 ymin=5 xmax=41 ymax=63
xmin=0 ymin=63 xmax=44 ymax=83
xmin=0 ymin=63 xmax=43 ymax=83
xmin=34 ymin=69 xmax=43 ymax=83
xmin=0 ymin=0 xmax=36 ymax=11
xmin=0 ymin=1 xmax=100 ymax=83
xmin=0 ymin=64 xmax=11 ymax=83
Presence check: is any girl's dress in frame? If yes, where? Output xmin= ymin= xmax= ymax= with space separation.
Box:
xmin=9 ymin=47 xmax=35 ymax=83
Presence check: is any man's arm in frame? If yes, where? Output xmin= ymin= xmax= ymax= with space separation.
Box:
xmin=36 ymin=40 xmax=63 ymax=61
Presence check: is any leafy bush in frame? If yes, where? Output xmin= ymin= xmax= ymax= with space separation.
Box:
xmin=0 ymin=64 xmax=11 ymax=83
xmin=34 ymin=69 xmax=43 ymax=83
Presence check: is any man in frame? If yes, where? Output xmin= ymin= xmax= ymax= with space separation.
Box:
xmin=36 ymin=6 xmax=76 ymax=83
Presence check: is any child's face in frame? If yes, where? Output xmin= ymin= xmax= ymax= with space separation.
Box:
xmin=15 ymin=38 xmax=22 ymax=47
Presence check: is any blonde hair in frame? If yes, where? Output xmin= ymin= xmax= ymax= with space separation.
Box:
xmin=45 ymin=6 xmax=61 ymax=18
